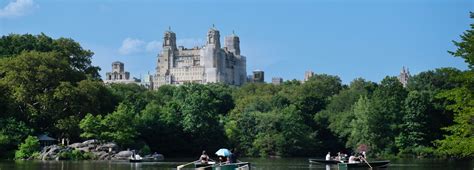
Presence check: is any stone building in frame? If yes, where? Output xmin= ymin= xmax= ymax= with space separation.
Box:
xmin=252 ymin=70 xmax=265 ymax=83
xmin=153 ymin=27 xmax=247 ymax=89
xmin=304 ymin=70 xmax=314 ymax=82
xmin=398 ymin=66 xmax=410 ymax=88
xmin=139 ymin=72 xmax=154 ymax=90
xmin=104 ymin=61 xmax=140 ymax=84
xmin=272 ymin=77 xmax=283 ymax=85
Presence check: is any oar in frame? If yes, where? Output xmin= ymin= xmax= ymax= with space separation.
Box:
xmin=360 ymin=157 xmax=372 ymax=169
xmin=177 ymin=160 xmax=197 ymax=170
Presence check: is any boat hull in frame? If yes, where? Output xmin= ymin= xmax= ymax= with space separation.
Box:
xmin=308 ymin=159 xmax=342 ymax=165
xmin=338 ymin=160 xmax=390 ymax=169
xmin=195 ymin=162 xmax=251 ymax=170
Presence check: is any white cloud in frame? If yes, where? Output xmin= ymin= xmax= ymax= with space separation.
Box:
xmin=146 ymin=40 xmax=162 ymax=52
xmin=0 ymin=0 xmax=36 ymax=18
xmin=118 ymin=38 xmax=145 ymax=55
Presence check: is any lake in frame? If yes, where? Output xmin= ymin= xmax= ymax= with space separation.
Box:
xmin=0 ymin=158 xmax=472 ymax=170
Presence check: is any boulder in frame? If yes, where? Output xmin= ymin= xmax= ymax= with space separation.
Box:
xmin=82 ymin=139 xmax=98 ymax=145
xmin=68 ymin=142 xmax=85 ymax=149
xmin=96 ymin=142 xmax=117 ymax=152
xmin=113 ymin=150 xmax=133 ymax=160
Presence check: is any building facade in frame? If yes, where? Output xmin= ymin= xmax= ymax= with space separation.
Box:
xmin=304 ymin=70 xmax=314 ymax=82
xmin=398 ymin=66 xmax=410 ymax=88
xmin=272 ymin=77 xmax=283 ymax=85
xmin=104 ymin=61 xmax=140 ymax=84
xmin=153 ymin=27 xmax=247 ymax=89
xmin=252 ymin=70 xmax=264 ymax=83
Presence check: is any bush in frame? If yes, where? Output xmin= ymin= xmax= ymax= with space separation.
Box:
xmin=14 ymin=136 xmax=40 ymax=160
xmin=140 ymin=144 xmax=151 ymax=155
xmin=58 ymin=149 xmax=96 ymax=160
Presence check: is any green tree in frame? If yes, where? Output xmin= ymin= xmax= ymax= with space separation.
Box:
xmin=79 ymin=113 xmax=104 ymax=140
xmin=0 ymin=33 xmax=100 ymax=79
xmin=347 ymin=96 xmax=373 ymax=152
xmin=435 ymin=13 xmax=474 ymax=159
xmin=396 ymin=91 xmax=431 ymax=155
xmin=0 ymin=118 xmax=33 ymax=158
xmin=14 ymin=136 xmax=40 ymax=160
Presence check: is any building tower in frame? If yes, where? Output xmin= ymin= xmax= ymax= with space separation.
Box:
xmin=207 ymin=27 xmax=221 ymax=49
xmin=225 ymin=31 xmax=240 ymax=55
xmin=304 ymin=70 xmax=314 ymax=82
xmin=157 ymin=30 xmax=176 ymax=77
xmin=104 ymin=61 xmax=138 ymax=84
xmin=398 ymin=66 xmax=410 ymax=88
xmin=253 ymin=70 xmax=265 ymax=83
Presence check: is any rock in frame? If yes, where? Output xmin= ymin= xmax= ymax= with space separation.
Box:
xmin=96 ymin=142 xmax=117 ymax=152
xmin=82 ymin=139 xmax=98 ymax=145
xmin=68 ymin=142 xmax=85 ymax=149
xmin=39 ymin=145 xmax=67 ymax=160
xmin=76 ymin=147 xmax=90 ymax=152
xmin=113 ymin=150 xmax=133 ymax=160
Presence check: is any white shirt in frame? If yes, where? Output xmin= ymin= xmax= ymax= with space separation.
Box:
xmin=325 ymin=153 xmax=331 ymax=160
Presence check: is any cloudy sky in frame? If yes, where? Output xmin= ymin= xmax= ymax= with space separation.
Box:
xmin=0 ymin=0 xmax=472 ymax=83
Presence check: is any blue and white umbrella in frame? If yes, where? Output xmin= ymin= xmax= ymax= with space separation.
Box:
xmin=215 ymin=148 xmax=231 ymax=157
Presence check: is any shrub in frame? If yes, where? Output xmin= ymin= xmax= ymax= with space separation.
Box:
xmin=14 ymin=136 xmax=40 ymax=160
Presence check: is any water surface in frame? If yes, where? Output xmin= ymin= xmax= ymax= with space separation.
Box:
xmin=0 ymin=158 xmax=472 ymax=170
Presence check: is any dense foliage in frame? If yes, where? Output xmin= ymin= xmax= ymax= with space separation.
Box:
xmin=0 ymin=14 xmax=473 ymax=159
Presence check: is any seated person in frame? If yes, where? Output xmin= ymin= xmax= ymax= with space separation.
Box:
xmin=199 ymin=150 xmax=209 ymax=164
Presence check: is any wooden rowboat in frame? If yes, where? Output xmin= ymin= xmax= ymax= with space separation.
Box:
xmin=338 ymin=160 xmax=390 ymax=169
xmin=194 ymin=162 xmax=251 ymax=170
xmin=308 ymin=158 xmax=342 ymax=164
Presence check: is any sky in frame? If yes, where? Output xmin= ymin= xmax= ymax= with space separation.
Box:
xmin=0 ymin=0 xmax=472 ymax=84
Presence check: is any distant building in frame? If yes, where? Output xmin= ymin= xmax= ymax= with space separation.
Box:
xmin=252 ymin=70 xmax=265 ymax=83
xmin=272 ymin=77 xmax=283 ymax=85
xmin=398 ymin=66 xmax=410 ymax=88
xmin=153 ymin=27 xmax=246 ymax=89
xmin=104 ymin=61 xmax=140 ymax=84
xmin=304 ymin=70 xmax=314 ymax=82
xmin=140 ymin=72 xmax=154 ymax=90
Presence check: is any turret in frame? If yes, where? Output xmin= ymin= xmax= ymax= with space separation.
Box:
xmin=225 ymin=31 xmax=240 ymax=55
xmin=163 ymin=30 xmax=177 ymax=50
xmin=207 ymin=27 xmax=221 ymax=49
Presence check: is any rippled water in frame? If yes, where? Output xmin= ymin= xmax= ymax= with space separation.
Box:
xmin=0 ymin=158 xmax=472 ymax=170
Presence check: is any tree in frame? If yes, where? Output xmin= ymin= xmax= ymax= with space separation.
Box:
xmin=14 ymin=136 xmax=40 ymax=160
xmin=435 ymin=13 xmax=474 ymax=159
xmin=0 ymin=118 xmax=33 ymax=158
xmin=79 ymin=114 xmax=104 ymax=140
xmin=396 ymin=91 xmax=431 ymax=154
xmin=0 ymin=33 xmax=100 ymax=79
xmin=347 ymin=96 xmax=373 ymax=153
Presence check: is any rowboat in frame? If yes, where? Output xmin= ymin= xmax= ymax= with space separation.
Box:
xmin=197 ymin=162 xmax=251 ymax=170
xmin=178 ymin=161 xmax=250 ymax=170
xmin=338 ymin=160 xmax=390 ymax=169
xmin=308 ymin=158 xmax=342 ymax=164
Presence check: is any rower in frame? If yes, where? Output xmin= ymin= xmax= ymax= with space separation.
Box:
xmin=325 ymin=152 xmax=331 ymax=160
xmin=199 ymin=150 xmax=209 ymax=164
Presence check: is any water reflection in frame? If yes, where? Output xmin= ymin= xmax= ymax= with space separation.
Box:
xmin=0 ymin=158 xmax=472 ymax=170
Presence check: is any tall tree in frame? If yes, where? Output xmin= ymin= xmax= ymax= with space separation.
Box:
xmin=435 ymin=12 xmax=474 ymax=159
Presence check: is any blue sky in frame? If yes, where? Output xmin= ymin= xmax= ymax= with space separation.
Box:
xmin=0 ymin=0 xmax=472 ymax=84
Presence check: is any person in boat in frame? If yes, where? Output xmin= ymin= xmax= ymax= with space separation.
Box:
xmin=199 ymin=150 xmax=210 ymax=164
xmin=218 ymin=155 xmax=228 ymax=164
xmin=325 ymin=152 xmax=331 ymax=160
xmin=348 ymin=153 xmax=361 ymax=163
xmin=361 ymin=151 xmax=366 ymax=159
xmin=228 ymin=148 xmax=237 ymax=163
xmin=336 ymin=152 xmax=342 ymax=161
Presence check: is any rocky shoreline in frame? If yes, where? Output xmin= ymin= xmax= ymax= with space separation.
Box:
xmin=37 ymin=140 xmax=164 ymax=161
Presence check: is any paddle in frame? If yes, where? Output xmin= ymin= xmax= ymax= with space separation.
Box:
xmin=177 ymin=160 xmax=197 ymax=170
xmin=360 ymin=156 xmax=372 ymax=169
